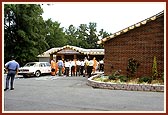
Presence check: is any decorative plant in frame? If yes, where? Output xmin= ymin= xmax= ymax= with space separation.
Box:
xmin=161 ymin=72 xmax=164 ymax=82
xmin=152 ymin=56 xmax=158 ymax=80
xmin=138 ymin=76 xmax=152 ymax=84
xmin=127 ymin=58 xmax=140 ymax=79
xmin=118 ymin=75 xmax=128 ymax=82
xmin=108 ymin=74 xmax=117 ymax=80
xmin=109 ymin=70 xmax=121 ymax=80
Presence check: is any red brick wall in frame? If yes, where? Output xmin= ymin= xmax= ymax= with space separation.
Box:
xmin=104 ymin=15 xmax=164 ymax=77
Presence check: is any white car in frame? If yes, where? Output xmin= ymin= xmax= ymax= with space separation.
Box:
xmin=18 ymin=62 xmax=51 ymax=77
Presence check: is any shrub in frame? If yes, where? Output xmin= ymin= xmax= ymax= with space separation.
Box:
xmin=118 ymin=76 xmax=128 ymax=82
xmin=162 ymin=73 xmax=164 ymax=82
xmin=127 ymin=58 xmax=140 ymax=78
xmin=138 ymin=76 xmax=152 ymax=84
xmin=108 ymin=75 xmax=117 ymax=80
xmin=152 ymin=56 xmax=158 ymax=80
xmin=108 ymin=70 xmax=122 ymax=81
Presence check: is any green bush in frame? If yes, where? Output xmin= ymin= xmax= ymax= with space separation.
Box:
xmin=108 ymin=75 xmax=117 ymax=80
xmin=162 ymin=73 xmax=164 ymax=82
xmin=118 ymin=76 xmax=128 ymax=82
xmin=127 ymin=58 xmax=140 ymax=78
xmin=138 ymin=76 xmax=152 ymax=84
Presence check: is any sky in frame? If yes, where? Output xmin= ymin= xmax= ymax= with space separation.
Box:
xmin=41 ymin=2 xmax=165 ymax=33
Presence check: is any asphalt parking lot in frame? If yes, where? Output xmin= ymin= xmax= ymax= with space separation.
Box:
xmin=3 ymin=74 xmax=165 ymax=113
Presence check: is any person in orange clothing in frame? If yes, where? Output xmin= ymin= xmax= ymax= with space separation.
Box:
xmin=51 ymin=59 xmax=57 ymax=76
xmin=93 ymin=57 xmax=98 ymax=73
xmin=74 ymin=59 xmax=77 ymax=76
xmin=55 ymin=61 xmax=58 ymax=75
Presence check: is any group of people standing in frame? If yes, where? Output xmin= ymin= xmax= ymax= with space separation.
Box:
xmin=50 ymin=57 xmax=102 ymax=78
xmin=3 ymin=56 xmax=103 ymax=91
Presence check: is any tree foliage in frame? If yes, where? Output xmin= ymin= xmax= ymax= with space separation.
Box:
xmin=4 ymin=4 xmax=50 ymax=66
xmin=65 ymin=22 xmax=111 ymax=49
xmin=45 ymin=19 xmax=66 ymax=48
xmin=4 ymin=4 xmax=111 ymax=66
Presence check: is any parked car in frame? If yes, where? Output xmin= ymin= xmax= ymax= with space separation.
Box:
xmin=18 ymin=62 xmax=51 ymax=77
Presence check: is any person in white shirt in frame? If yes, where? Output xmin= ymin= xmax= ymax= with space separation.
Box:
xmin=76 ymin=59 xmax=81 ymax=76
xmin=71 ymin=59 xmax=76 ymax=76
xmin=64 ymin=59 xmax=70 ymax=76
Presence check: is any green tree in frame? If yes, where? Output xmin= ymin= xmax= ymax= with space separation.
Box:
xmin=4 ymin=4 xmax=112 ymax=66
xmin=98 ymin=29 xmax=111 ymax=39
xmin=87 ymin=22 xmax=99 ymax=48
xmin=98 ymin=29 xmax=111 ymax=48
xmin=4 ymin=4 xmax=49 ymax=66
xmin=45 ymin=19 xmax=67 ymax=48
xmin=65 ymin=22 xmax=111 ymax=49
xmin=76 ymin=24 xmax=89 ymax=48
xmin=65 ymin=25 xmax=78 ymax=46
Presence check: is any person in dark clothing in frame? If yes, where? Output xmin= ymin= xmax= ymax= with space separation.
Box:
xmin=80 ymin=59 xmax=84 ymax=76
xmin=87 ymin=59 xmax=93 ymax=78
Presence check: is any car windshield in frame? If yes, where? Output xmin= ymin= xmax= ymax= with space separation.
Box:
xmin=24 ymin=62 xmax=36 ymax=67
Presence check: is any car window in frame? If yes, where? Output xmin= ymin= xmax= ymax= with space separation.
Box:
xmin=39 ymin=63 xmax=46 ymax=67
xmin=46 ymin=63 xmax=51 ymax=67
xmin=39 ymin=63 xmax=43 ymax=67
xmin=24 ymin=63 xmax=36 ymax=67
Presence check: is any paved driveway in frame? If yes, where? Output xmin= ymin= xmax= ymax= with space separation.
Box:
xmin=3 ymin=75 xmax=165 ymax=112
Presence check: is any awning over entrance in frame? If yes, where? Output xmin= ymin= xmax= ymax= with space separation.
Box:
xmin=49 ymin=45 xmax=104 ymax=55
xmin=38 ymin=45 xmax=104 ymax=62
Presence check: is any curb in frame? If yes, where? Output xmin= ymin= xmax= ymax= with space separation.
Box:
xmin=87 ymin=74 xmax=164 ymax=92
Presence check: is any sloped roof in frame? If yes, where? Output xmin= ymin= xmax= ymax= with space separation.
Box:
xmin=37 ymin=48 xmax=60 ymax=57
xmin=37 ymin=45 xmax=104 ymax=57
xmin=97 ymin=10 xmax=164 ymax=44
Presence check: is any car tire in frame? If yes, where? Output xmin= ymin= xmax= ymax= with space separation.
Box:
xmin=23 ymin=75 xmax=28 ymax=78
xmin=35 ymin=70 xmax=41 ymax=77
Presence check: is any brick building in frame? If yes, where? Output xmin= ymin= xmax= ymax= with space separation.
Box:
xmin=98 ymin=11 xmax=164 ymax=77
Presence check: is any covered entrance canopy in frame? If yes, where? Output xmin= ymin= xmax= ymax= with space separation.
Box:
xmin=49 ymin=45 xmax=104 ymax=61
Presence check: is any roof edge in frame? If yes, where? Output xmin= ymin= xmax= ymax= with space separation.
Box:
xmin=97 ymin=10 xmax=164 ymax=44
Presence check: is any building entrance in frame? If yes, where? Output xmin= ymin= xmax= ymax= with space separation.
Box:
xmin=64 ymin=55 xmax=74 ymax=61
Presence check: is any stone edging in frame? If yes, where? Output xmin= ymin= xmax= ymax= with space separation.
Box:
xmin=87 ymin=74 xmax=164 ymax=92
